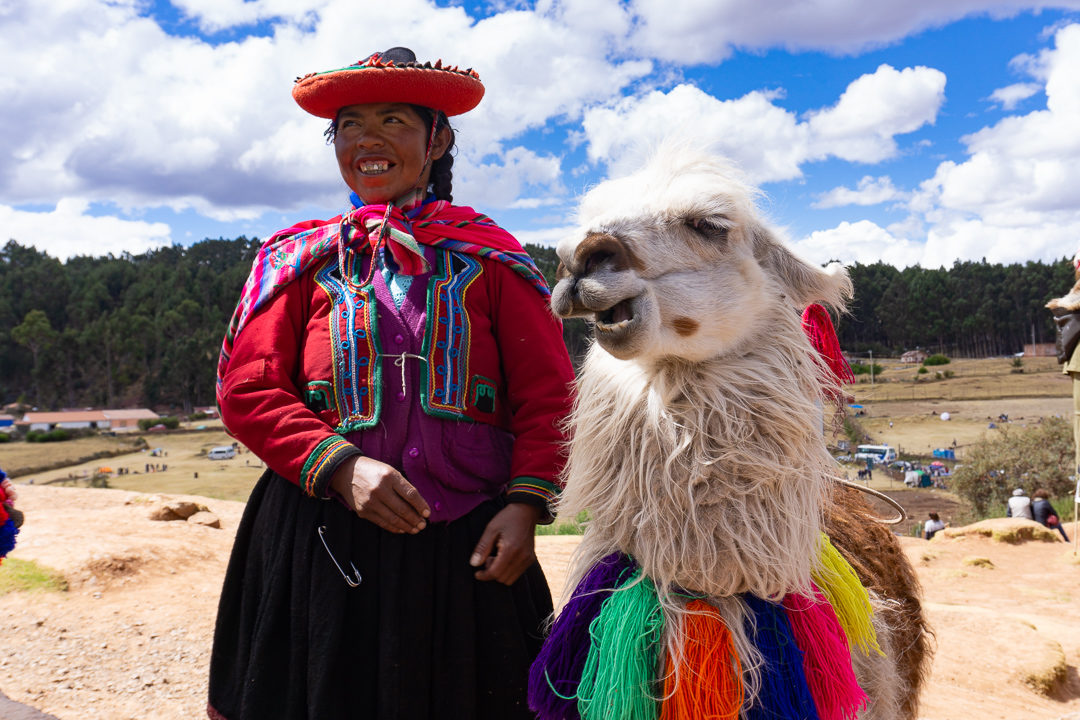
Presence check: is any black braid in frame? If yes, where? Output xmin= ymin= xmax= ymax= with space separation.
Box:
xmin=410 ymin=105 xmax=456 ymax=202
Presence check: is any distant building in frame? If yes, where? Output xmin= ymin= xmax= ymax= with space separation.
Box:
xmin=193 ymin=406 xmax=219 ymax=419
xmin=23 ymin=410 xmax=106 ymax=432
xmin=0 ymin=414 xmax=14 ymax=433
xmin=900 ymin=350 xmax=928 ymax=364
xmin=21 ymin=408 xmax=158 ymax=433
xmin=1022 ymin=343 xmax=1056 ymax=357
xmin=103 ymin=408 xmax=160 ymax=432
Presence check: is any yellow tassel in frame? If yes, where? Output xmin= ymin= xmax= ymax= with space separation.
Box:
xmin=812 ymin=534 xmax=883 ymax=656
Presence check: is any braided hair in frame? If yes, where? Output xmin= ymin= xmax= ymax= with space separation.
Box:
xmin=324 ymin=106 xmax=457 ymax=202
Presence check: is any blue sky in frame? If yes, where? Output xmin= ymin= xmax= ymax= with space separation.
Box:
xmin=4 ymin=0 xmax=1080 ymax=268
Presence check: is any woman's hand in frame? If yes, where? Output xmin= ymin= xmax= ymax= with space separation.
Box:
xmin=470 ymin=503 xmax=542 ymax=585
xmin=330 ymin=456 xmax=430 ymax=534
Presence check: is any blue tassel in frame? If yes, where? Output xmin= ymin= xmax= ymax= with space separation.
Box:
xmin=0 ymin=518 xmax=18 ymax=558
xmin=744 ymin=594 xmax=821 ymax=720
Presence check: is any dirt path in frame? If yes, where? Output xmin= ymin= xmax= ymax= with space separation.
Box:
xmin=0 ymin=484 xmax=1078 ymax=719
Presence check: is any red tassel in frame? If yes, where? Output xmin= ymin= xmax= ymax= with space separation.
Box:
xmin=802 ymin=304 xmax=854 ymax=386
xmin=783 ymin=590 xmax=868 ymax=720
xmin=659 ymin=600 xmax=743 ymax=720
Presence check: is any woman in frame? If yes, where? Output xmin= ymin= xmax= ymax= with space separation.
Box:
xmin=208 ymin=47 xmax=575 ymax=720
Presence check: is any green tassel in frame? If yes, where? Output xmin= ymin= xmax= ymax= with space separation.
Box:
xmin=812 ymin=533 xmax=883 ymax=656
xmin=577 ymin=569 xmax=665 ymax=720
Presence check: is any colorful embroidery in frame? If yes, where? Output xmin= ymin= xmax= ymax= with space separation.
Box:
xmin=299 ymin=435 xmax=356 ymax=497
xmin=304 ymin=381 xmax=332 ymax=412
xmin=313 ymin=257 xmax=382 ymax=432
xmin=423 ymin=251 xmax=483 ymax=417
xmin=471 ymin=375 xmax=497 ymax=414
xmin=507 ymin=476 xmax=561 ymax=505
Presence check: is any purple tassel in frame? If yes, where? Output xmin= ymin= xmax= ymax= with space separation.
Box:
xmin=528 ymin=553 xmax=637 ymax=720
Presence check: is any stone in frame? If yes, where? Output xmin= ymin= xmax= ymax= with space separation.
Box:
xmin=186 ymin=511 xmax=220 ymax=529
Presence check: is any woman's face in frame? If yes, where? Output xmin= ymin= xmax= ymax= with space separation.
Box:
xmin=333 ymin=102 xmax=449 ymax=205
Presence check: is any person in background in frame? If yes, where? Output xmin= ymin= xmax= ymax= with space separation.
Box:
xmin=923 ymin=511 xmax=946 ymax=540
xmin=208 ymin=47 xmax=575 ymax=720
xmin=1006 ymin=487 xmax=1033 ymax=520
xmin=1032 ymin=488 xmax=1070 ymax=541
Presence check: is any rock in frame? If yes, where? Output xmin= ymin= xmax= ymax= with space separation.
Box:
xmin=148 ymin=500 xmax=207 ymax=522
xmin=147 ymin=507 xmax=182 ymax=522
xmin=186 ymin=511 xmax=220 ymax=529
xmin=164 ymin=501 xmax=203 ymax=519
xmin=942 ymin=518 xmax=1060 ymax=544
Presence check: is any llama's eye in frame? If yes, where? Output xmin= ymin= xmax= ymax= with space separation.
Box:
xmin=686 ymin=217 xmax=730 ymax=243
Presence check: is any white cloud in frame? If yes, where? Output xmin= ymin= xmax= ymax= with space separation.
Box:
xmin=805 ymin=65 xmax=946 ymax=163
xmin=580 ymin=65 xmax=944 ymax=183
xmin=627 ymin=0 xmax=1080 ymax=63
xmin=793 ymin=220 xmax=927 ymax=268
xmin=0 ymin=0 xmax=650 ymax=228
xmin=913 ymin=23 xmax=1080 ymax=262
xmin=0 ymin=199 xmax=172 ymax=261
xmin=814 ymin=176 xmax=905 ymax=209
xmin=505 ymin=224 xmax=577 ymax=248
xmin=989 ymin=82 xmax=1041 ymax=109
xmin=455 ymin=146 xmax=565 ymax=210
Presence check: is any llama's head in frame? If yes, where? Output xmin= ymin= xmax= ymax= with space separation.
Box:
xmin=551 ymin=146 xmax=851 ymax=362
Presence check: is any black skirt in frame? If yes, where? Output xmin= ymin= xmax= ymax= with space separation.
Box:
xmin=208 ymin=470 xmax=552 ymax=720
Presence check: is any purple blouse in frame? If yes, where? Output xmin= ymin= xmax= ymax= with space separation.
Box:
xmin=342 ymin=248 xmax=514 ymax=523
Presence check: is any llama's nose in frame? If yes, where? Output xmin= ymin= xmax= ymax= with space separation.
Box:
xmin=569 ymin=232 xmax=636 ymax=277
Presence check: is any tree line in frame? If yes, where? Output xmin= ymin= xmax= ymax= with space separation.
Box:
xmin=0 ymin=238 xmax=1074 ymax=411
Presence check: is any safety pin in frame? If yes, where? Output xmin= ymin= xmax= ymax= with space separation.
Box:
xmin=317 ymin=525 xmax=362 ymax=587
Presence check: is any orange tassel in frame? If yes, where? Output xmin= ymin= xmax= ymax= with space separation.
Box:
xmin=659 ymin=600 xmax=743 ymax=720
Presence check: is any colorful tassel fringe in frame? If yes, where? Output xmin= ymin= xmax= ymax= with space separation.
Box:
xmin=743 ymin=594 xmax=821 ymax=720
xmin=531 ymin=549 xmax=874 ymax=720
xmin=577 ymin=569 xmax=665 ymax=720
xmin=812 ymin=535 xmax=882 ymax=656
xmin=658 ymin=599 xmax=742 ymax=720
xmin=784 ymin=590 xmax=867 ymax=720
xmin=801 ymin=303 xmax=855 ymax=386
xmin=529 ymin=553 xmax=638 ymax=719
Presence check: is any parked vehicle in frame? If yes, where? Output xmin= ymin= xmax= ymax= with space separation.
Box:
xmin=208 ymin=446 xmax=236 ymax=460
xmin=853 ymin=444 xmax=897 ymax=463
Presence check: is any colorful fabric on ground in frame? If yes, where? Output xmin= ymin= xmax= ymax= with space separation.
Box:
xmin=577 ymin=568 xmax=665 ymax=720
xmin=743 ymin=594 xmax=821 ymax=720
xmin=812 ymin=535 xmax=882 ymax=656
xmin=0 ymin=518 xmax=17 ymax=560
xmin=784 ymin=589 xmax=868 ymax=720
xmin=658 ymin=599 xmax=742 ymax=720
xmin=529 ymin=553 xmax=638 ymax=720
xmin=216 ymin=196 xmax=549 ymax=402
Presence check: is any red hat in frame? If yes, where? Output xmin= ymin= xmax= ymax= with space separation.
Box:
xmin=292 ymin=46 xmax=485 ymax=119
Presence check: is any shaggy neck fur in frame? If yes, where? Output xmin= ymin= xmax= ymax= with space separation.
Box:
xmin=559 ymin=304 xmax=842 ymax=694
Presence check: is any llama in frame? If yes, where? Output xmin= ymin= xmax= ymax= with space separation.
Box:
xmin=529 ymin=148 xmax=930 ymax=720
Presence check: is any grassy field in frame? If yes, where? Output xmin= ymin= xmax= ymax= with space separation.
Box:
xmin=2 ymin=356 xmax=1073 ymax=505
xmin=4 ymin=422 xmax=263 ymax=502
xmin=838 ymin=355 xmax=1072 ymax=458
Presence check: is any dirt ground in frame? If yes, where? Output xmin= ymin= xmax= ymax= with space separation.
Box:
xmin=0 ymin=484 xmax=1078 ymax=719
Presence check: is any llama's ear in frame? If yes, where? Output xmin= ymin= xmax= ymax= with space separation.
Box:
xmin=750 ymin=223 xmax=852 ymax=311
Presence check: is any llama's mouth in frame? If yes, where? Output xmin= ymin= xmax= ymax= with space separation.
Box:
xmin=594 ymin=296 xmax=638 ymax=332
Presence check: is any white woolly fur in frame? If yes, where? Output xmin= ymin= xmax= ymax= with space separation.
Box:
xmin=552 ymin=143 xmax=855 ymax=706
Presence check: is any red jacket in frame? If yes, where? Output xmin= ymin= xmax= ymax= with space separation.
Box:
xmin=218 ymin=247 xmax=575 ymax=511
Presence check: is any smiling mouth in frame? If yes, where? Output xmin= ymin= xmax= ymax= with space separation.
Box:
xmin=358 ymin=160 xmax=392 ymax=175
xmin=595 ymin=297 xmax=637 ymax=332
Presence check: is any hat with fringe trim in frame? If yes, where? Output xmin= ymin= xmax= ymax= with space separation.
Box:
xmin=293 ymin=46 xmax=484 ymax=119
